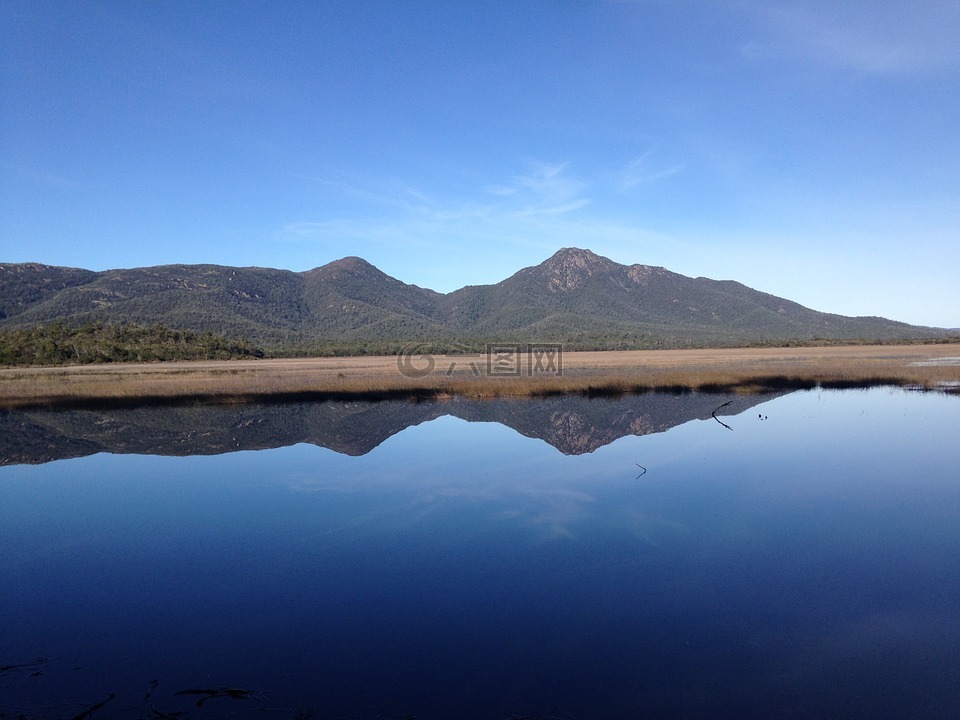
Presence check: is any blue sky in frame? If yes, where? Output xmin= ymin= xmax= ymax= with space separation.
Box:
xmin=2 ymin=1 xmax=958 ymax=328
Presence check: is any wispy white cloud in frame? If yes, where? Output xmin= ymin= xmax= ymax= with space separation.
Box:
xmin=741 ymin=1 xmax=960 ymax=75
xmin=514 ymin=198 xmax=591 ymax=217
xmin=290 ymin=171 xmax=437 ymax=216
xmin=618 ymin=152 xmax=684 ymax=192
xmin=483 ymin=161 xmax=591 ymax=217
xmin=284 ymin=161 xmax=593 ymax=239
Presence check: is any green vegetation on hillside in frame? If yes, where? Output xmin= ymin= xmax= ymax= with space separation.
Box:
xmin=2 ymin=252 xmax=956 ymax=355
xmin=0 ymin=322 xmax=264 ymax=366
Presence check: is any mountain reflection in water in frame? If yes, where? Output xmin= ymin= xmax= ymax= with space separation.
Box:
xmin=3 ymin=389 xmax=960 ymax=719
xmin=0 ymin=392 xmax=787 ymax=466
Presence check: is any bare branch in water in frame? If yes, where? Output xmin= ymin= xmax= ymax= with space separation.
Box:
xmin=712 ymin=401 xmax=734 ymax=431
xmin=70 ymin=693 xmax=116 ymax=720
xmin=174 ymin=686 xmax=265 ymax=706
xmin=0 ymin=657 xmax=48 ymax=673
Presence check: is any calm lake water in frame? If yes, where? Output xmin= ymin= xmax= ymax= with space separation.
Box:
xmin=2 ymin=388 xmax=960 ymax=719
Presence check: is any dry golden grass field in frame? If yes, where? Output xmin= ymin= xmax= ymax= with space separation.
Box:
xmin=1 ymin=344 xmax=959 ymax=409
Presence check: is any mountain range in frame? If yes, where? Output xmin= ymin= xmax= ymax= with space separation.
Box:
xmin=0 ymin=248 xmax=951 ymax=350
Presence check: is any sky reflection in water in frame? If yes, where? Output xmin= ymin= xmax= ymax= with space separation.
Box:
xmin=2 ymin=389 xmax=960 ymax=719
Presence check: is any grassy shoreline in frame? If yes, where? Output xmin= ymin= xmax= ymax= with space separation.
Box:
xmin=2 ymin=345 xmax=959 ymax=409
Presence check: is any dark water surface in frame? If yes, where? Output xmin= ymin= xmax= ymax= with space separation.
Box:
xmin=2 ymin=389 xmax=960 ymax=719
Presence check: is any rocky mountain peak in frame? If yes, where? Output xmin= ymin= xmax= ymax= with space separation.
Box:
xmin=327 ymin=256 xmax=376 ymax=272
xmin=545 ymin=247 xmax=608 ymax=267
xmin=536 ymin=247 xmax=619 ymax=292
xmin=309 ymin=256 xmax=387 ymax=283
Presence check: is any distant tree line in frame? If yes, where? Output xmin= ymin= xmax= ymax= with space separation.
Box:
xmin=0 ymin=322 xmax=264 ymax=366
xmin=3 ymin=322 xmax=956 ymax=367
xmin=260 ymin=334 xmax=959 ymax=358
